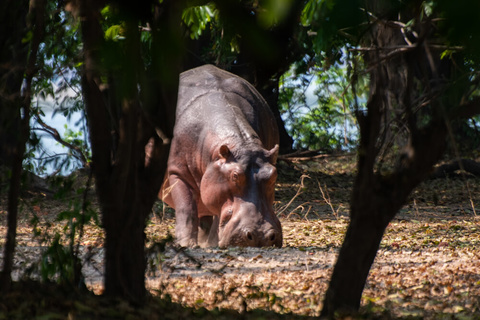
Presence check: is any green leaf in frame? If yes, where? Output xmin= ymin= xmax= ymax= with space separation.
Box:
xmin=22 ymin=31 xmax=33 ymax=44
xmin=104 ymin=25 xmax=123 ymax=41
xmin=182 ymin=5 xmax=216 ymax=39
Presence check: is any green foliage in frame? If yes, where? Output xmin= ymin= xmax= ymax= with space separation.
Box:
xmin=176 ymin=1 xmax=368 ymax=151
xmin=288 ymin=0 xmax=480 ymax=155
xmin=436 ymin=0 xmax=480 ymax=67
xmin=20 ymin=0 xmax=480 ymax=174
xmin=279 ymin=53 xmax=366 ymax=151
xmin=179 ymin=2 xmax=240 ymax=66
xmin=182 ymin=5 xmax=216 ymax=39
xmin=104 ymin=24 xmax=124 ymax=41
xmin=30 ymin=173 xmax=98 ymax=288
xmin=40 ymin=233 xmax=80 ymax=285
xmin=300 ymin=0 xmax=364 ymax=63
xmin=301 ymin=0 xmax=335 ymax=27
xmin=256 ymin=0 xmax=295 ymax=29
xmin=25 ymin=1 xmax=90 ymax=177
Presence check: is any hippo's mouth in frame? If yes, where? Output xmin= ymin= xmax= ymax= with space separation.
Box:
xmin=218 ymin=226 xmax=282 ymax=248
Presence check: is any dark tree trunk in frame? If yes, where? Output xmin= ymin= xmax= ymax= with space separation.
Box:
xmin=0 ymin=1 xmax=29 ymax=168
xmin=258 ymin=77 xmax=294 ymax=154
xmin=77 ymin=0 xmax=181 ymax=302
xmin=230 ymin=61 xmax=294 ymax=153
xmin=322 ymin=120 xmax=447 ymax=316
xmin=322 ymin=209 xmax=389 ymax=312
xmin=322 ymin=123 xmax=448 ymax=317
xmin=201 ymin=1 xmax=306 ymax=154
xmin=0 ymin=1 xmax=29 ymax=290
xmin=0 ymin=0 xmax=45 ymax=292
xmin=320 ymin=5 xmax=466 ymax=317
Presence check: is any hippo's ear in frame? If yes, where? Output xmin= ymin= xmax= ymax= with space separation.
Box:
xmin=265 ymin=144 xmax=279 ymax=164
xmin=219 ymin=145 xmax=231 ymax=159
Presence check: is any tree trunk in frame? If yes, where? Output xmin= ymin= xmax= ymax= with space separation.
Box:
xmin=77 ymin=0 xmax=181 ymax=302
xmin=320 ymin=5 xmax=457 ymax=316
xmin=322 ymin=209 xmax=389 ymax=313
xmin=0 ymin=0 xmax=29 ymax=289
xmin=0 ymin=0 xmax=29 ymax=168
xmin=322 ymin=124 xmax=448 ymax=317
xmin=231 ymin=61 xmax=294 ymax=153
xmin=103 ymin=182 xmax=150 ymax=299
xmin=0 ymin=0 xmax=45 ymax=292
xmin=258 ymin=78 xmax=294 ymax=154
xmin=211 ymin=0 xmax=306 ymax=154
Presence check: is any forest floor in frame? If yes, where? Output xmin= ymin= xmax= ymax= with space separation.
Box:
xmin=1 ymin=154 xmax=480 ymax=319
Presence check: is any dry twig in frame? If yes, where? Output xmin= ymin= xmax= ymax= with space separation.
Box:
xmin=317 ymin=180 xmax=342 ymax=219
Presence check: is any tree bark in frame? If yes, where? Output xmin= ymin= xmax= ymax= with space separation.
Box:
xmin=0 ymin=0 xmax=45 ymax=292
xmin=258 ymin=77 xmax=295 ymax=154
xmin=322 ymin=123 xmax=448 ymax=317
xmin=320 ymin=5 xmax=458 ymax=317
xmin=322 ymin=209 xmax=390 ymax=313
xmin=0 ymin=0 xmax=29 ymax=167
xmin=77 ymin=0 xmax=181 ymax=302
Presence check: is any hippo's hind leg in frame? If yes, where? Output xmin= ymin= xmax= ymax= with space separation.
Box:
xmin=169 ymin=174 xmax=199 ymax=247
xmin=198 ymin=216 xmax=219 ymax=247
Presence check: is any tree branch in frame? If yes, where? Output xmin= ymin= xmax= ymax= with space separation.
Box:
xmin=34 ymin=115 xmax=89 ymax=167
xmin=77 ymin=0 xmax=112 ymax=199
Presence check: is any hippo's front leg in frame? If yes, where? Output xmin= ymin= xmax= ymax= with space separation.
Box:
xmin=198 ymin=216 xmax=219 ymax=247
xmin=169 ymin=174 xmax=199 ymax=247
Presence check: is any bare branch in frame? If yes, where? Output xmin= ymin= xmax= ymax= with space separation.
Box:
xmin=34 ymin=115 xmax=89 ymax=167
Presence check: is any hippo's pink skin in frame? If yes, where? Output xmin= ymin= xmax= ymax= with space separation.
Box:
xmin=161 ymin=65 xmax=282 ymax=248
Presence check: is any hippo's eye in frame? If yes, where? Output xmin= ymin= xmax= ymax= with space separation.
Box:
xmin=231 ymin=171 xmax=246 ymax=185
xmin=231 ymin=171 xmax=242 ymax=182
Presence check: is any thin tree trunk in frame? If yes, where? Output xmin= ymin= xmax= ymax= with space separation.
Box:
xmin=258 ymin=78 xmax=294 ymax=154
xmin=0 ymin=0 xmax=29 ymax=291
xmin=0 ymin=0 xmax=45 ymax=292
xmin=0 ymin=1 xmax=29 ymax=167
xmin=1 ymin=135 xmax=24 ymax=292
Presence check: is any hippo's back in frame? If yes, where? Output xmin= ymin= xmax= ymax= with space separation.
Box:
xmin=177 ymin=65 xmax=263 ymax=117
xmin=174 ymin=65 xmax=277 ymax=148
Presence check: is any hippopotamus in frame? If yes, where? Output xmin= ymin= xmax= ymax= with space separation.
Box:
xmin=161 ymin=64 xmax=282 ymax=248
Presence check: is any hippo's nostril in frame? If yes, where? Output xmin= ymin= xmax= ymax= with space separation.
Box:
xmin=264 ymin=230 xmax=279 ymax=246
xmin=269 ymin=232 xmax=276 ymax=242
xmin=246 ymin=231 xmax=254 ymax=242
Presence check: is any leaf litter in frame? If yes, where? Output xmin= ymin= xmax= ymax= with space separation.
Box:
xmin=1 ymin=154 xmax=479 ymax=318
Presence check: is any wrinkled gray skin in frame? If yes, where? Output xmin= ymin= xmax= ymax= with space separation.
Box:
xmin=161 ymin=65 xmax=282 ymax=248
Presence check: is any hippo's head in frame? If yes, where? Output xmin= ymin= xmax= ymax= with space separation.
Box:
xmin=200 ymin=143 xmax=282 ymax=248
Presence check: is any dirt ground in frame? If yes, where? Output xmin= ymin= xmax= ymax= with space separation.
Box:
xmin=1 ymin=154 xmax=480 ymax=319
